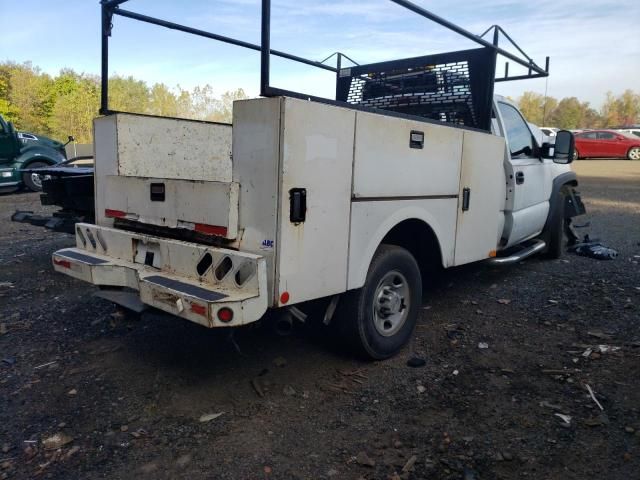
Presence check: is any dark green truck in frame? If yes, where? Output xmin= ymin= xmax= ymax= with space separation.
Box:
xmin=0 ymin=114 xmax=68 ymax=192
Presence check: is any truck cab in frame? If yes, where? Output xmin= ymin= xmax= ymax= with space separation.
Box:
xmin=0 ymin=115 xmax=67 ymax=192
xmin=493 ymin=96 xmax=577 ymax=251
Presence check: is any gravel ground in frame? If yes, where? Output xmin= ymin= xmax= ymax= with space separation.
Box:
xmin=0 ymin=160 xmax=638 ymax=480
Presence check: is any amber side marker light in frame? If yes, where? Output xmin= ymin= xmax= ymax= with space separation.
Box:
xmin=217 ymin=307 xmax=234 ymax=323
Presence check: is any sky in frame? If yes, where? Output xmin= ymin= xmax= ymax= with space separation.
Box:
xmin=1 ymin=0 xmax=639 ymax=108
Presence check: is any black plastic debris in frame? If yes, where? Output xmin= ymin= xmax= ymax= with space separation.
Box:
xmin=568 ymin=235 xmax=618 ymax=260
xmin=407 ymin=356 xmax=427 ymax=368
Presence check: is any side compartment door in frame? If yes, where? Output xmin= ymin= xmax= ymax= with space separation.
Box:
xmin=453 ymin=131 xmax=505 ymax=265
xmin=497 ymin=101 xmax=549 ymax=247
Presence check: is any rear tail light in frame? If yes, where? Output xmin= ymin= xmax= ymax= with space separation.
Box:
xmin=105 ymin=209 xmax=126 ymax=218
xmin=53 ymin=258 xmax=71 ymax=269
xmin=217 ymin=307 xmax=234 ymax=323
xmin=194 ymin=223 xmax=228 ymax=237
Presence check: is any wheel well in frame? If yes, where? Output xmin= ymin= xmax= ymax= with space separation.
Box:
xmin=380 ymin=219 xmax=443 ymax=277
xmin=22 ymin=157 xmax=56 ymax=168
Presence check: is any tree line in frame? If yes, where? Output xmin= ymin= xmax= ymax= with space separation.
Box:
xmin=1 ymin=61 xmax=639 ymax=143
xmin=515 ymin=90 xmax=640 ymax=129
xmin=0 ymin=61 xmax=247 ymax=143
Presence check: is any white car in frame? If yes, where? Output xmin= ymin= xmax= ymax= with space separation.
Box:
xmin=540 ymin=127 xmax=559 ymax=137
xmin=617 ymin=129 xmax=640 ymax=138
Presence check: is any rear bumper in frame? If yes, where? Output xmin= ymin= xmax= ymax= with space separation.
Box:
xmin=52 ymin=223 xmax=268 ymax=328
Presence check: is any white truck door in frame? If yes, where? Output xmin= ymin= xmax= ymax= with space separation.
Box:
xmin=497 ymin=101 xmax=549 ymax=247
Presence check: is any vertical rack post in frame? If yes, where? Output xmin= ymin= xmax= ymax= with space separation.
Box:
xmin=335 ymin=53 xmax=343 ymax=100
xmin=260 ymin=0 xmax=271 ymax=96
xmin=100 ymin=3 xmax=110 ymax=114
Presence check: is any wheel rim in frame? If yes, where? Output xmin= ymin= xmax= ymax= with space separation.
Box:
xmin=630 ymin=148 xmax=640 ymax=160
xmin=372 ymin=270 xmax=410 ymax=337
xmin=573 ymin=149 xmax=579 ymax=161
xmin=30 ymin=172 xmax=43 ymax=189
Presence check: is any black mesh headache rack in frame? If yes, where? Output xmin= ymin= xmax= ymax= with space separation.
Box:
xmin=100 ymin=0 xmax=549 ymax=132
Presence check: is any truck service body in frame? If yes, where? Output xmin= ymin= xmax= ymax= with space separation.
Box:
xmin=52 ymin=0 xmax=584 ymax=358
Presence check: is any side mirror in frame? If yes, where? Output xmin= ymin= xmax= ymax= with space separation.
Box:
xmin=68 ymin=135 xmax=75 ymax=142
xmin=552 ymin=130 xmax=575 ymax=164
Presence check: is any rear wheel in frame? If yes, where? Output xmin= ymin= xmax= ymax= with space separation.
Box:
xmin=628 ymin=147 xmax=640 ymax=161
xmin=338 ymin=244 xmax=422 ymax=360
xmin=22 ymin=161 xmax=48 ymax=192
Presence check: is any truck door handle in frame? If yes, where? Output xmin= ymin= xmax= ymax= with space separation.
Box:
xmin=515 ymin=171 xmax=525 ymax=185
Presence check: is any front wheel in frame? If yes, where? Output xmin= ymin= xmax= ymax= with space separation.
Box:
xmin=338 ymin=244 xmax=422 ymax=360
xmin=628 ymin=147 xmax=640 ymax=161
xmin=573 ymin=148 xmax=580 ymax=161
xmin=22 ymin=161 xmax=49 ymax=192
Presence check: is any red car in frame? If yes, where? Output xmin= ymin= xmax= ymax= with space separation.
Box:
xmin=574 ymin=130 xmax=640 ymax=160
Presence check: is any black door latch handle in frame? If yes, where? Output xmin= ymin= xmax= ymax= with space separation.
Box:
xmin=515 ymin=171 xmax=525 ymax=184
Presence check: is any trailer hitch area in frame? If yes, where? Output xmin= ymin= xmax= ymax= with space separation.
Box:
xmin=133 ymin=239 xmax=161 ymax=269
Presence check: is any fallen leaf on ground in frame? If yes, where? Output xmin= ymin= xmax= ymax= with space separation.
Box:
xmin=42 ymin=433 xmax=73 ymax=450
xmin=199 ymin=412 xmax=224 ymax=423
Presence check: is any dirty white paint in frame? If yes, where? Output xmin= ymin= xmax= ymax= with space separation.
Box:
xmin=276 ymin=98 xmax=355 ymax=305
xmin=53 ymin=223 xmax=268 ymax=327
xmin=352 ymin=111 xmax=463 ymax=198
xmin=347 ymin=198 xmax=458 ymax=289
xmin=232 ymin=97 xmax=282 ymax=304
xmin=104 ymin=176 xmax=239 ymax=239
xmin=62 ymin=95 xmax=572 ymax=328
xmin=115 ymin=114 xmax=232 ymax=182
xmin=93 ymin=115 xmax=119 ymax=227
xmin=453 ymin=130 xmax=505 ymax=265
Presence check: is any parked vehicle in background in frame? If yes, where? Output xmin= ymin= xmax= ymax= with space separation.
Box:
xmin=0 ymin=114 xmax=69 ymax=192
xmin=616 ymin=129 xmax=640 ymax=138
xmin=574 ymin=129 xmax=640 ymax=160
xmin=540 ymin=127 xmax=559 ymax=137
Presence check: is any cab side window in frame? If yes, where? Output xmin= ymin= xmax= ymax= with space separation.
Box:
xmin=498 ymin=102 xmax=534 ymax=157
xmin=597 ymin=132 xmax=615 ymax=140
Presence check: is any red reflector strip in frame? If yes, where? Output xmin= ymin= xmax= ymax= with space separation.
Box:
xmin=53 ymin=258 xmax=71 ymax=269
xmin=194 ymin=223 xmax=228 ymax=237
xmin=190 ymin=303 xmax=207 ymax=317
xmin=105 ymin=209 xmax=126 ymax=218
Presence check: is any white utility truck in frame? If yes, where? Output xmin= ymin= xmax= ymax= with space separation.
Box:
xmin=52 ymin=0 xmax=584 ymax=359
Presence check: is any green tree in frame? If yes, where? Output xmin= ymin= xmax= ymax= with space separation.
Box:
xmin=210 ymin=88 xmax=247 ymax=123
xmin=50 ymin=76 xmax=100 ymax=143
xmin=108 ymin=75 xmax=149 ymax=113
xmin=0 ymin=66 xmax=18 ymax=122
xmin=148 ymin=83 xmax=179 ymax=117
xmin=2 ymin=62 xmax=55 ymax=134
xmin=549 ymin=97 xmax=596 ymax=129
xmin=516 ymin=92 xmax=558 ymax=126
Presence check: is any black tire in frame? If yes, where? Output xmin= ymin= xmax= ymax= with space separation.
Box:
xmin=573 ymin=149 xmax=580 ymax=161
xmin=22 ymin=161 xmax=48 ymax=192
xmin=544 ymin=191 xmax=566 ymax=259
xmin=338 ymin=244 xmax=422 ymax=360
